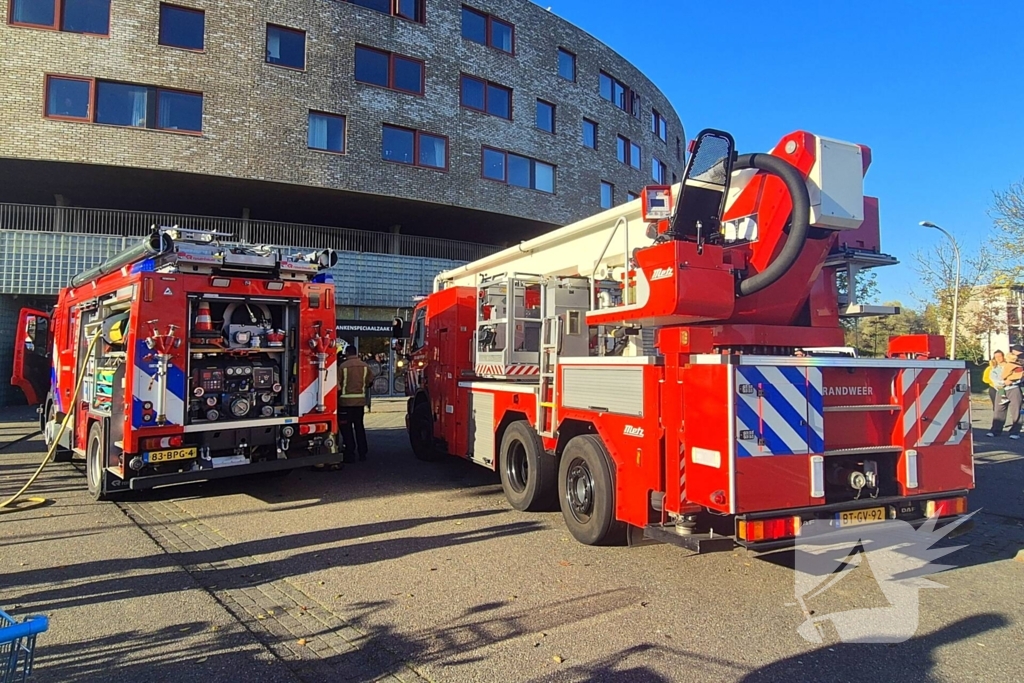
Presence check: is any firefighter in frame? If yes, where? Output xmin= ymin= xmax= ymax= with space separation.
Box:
xmin=338 ymin=344 xmax=374 ymax=462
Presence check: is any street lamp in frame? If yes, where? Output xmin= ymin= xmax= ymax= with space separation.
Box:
xmin=920 ymin=221 xmax=961 ymax=360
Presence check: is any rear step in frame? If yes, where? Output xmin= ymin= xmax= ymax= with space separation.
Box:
xmin=641 ymin=525 xmax=735 ymax=553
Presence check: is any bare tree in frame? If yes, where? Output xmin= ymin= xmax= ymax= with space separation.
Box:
xmin=911 ymin=235 xmax=987 ymax=360
xmin=992 ymin=179 xmax=1024 ymax=272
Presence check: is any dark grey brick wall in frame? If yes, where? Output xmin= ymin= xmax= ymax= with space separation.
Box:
xmin=0 ymin=0 xmax=685 ymax=226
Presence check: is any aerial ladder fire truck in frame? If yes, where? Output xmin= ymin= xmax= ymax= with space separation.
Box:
xmin=13 ymin=227 xmax=341 ymax=500
xmin=404 ymin=129 xmax=974 ymax=550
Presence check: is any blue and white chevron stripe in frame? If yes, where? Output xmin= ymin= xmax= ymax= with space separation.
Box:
xmin=735 ymin=365 xmax=824 ymax=457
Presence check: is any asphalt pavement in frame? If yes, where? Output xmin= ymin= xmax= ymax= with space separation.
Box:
xmin=1 ymin=398 xmax=1022 ymax=683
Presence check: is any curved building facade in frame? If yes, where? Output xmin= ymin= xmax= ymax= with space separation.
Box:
xmin=1 ymin=0 xmax=685 ymax=240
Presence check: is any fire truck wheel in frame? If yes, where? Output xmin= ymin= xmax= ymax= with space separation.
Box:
xmin=499 ymin=421 xmax=557 ymax=512
xmin=558 ymin=435 xmax=626 ymax=546
xmin=86 ymin=422 xmax=111 ymax=501
xmin=409 ymin=402 xmax=440 ymax=461
xmin=44 ymin=399 xmax=72 ymax=463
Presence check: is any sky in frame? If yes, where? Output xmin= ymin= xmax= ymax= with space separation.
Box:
xmin=543 ymin=0 xmax=1024 ymax=304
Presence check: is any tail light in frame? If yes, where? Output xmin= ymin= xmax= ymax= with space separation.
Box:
xmin=298 ymin=423 xmax=329 ymax=435
xmin=738 ymin=516 xmax=801 ymax=543
xmin=141 ymin=435 xmax=184 ymax=450
xmin=925 ymin=496 xmax=967 ymax=518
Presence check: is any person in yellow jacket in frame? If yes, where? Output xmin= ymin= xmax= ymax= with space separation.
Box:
xmin=983 ymin=350 xmax=1005 ymax=410
xmin=338 ymin=345 xmax=374 ymax=462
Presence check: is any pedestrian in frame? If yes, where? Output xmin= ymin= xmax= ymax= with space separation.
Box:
xmin=338 ymin=344 xmax=374 ymax=461
xmin=989 ymin=345 xmax=1024 ymax=439
xmin=983 ymin=350 xmax=1006 ymax=410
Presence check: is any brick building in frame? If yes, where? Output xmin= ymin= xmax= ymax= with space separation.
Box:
xmin=0 ymin=0 xmax=685 ymax=404
xmin=1 ymin=0 xmax=684 ymax=237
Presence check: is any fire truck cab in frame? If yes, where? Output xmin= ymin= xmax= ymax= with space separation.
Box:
xmin=14 ymin=227 xmax=341 ymax=500
xmin=406 ymin=130 xmax=974 ymax=551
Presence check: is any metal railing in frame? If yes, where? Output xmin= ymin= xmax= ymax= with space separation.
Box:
xmin=0 ymin=203 xmax=499 ymax=263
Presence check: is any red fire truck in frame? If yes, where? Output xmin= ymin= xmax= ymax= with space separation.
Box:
xmin=13 ymin=227 xmax=341 ymax=500
xmin=405 ymin=130 xmax=973 ymax=551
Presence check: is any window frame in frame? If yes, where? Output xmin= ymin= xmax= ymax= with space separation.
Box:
xmin=582 ymin=118 xmax=598 ymax=150
xmin=626 ymin=191 xmax=639 ymax=202
xmin=307 ymin=110 xmax=347 ymax=155
xmin=557 ymin=47 xmax=576 ymax=82
xmin=599 ymin=70 xmax=641 ymax=119
xmin=616 ymin=134 xmax=641 ymax=169
xmin=460 ymin=5 xmax=515 ymax=55
xmin=265 ymin=23 xmax=307 ymax=71
xmin=480 ymin=146 xmax=556 ymax=194
xmin=158 ymin=3 xmax=205 ymax=52
xmin=354 ymin=45 xmax=425 ymax=96
xmin=44 ymin=74 xmax=204 ymax=136
xmin=535 ymin=99 xmax=555 ymax=135
xmin=600 ymin=181 xmax=614 ymax=210
xmin=652 ymin=156 xmax=667 ymax=184
xmin=459 ymin=74 xmax=512 ymax=120
xmin=342 ymin=0 xmax=425 ymax=24
xmin=381 ymin=124 xmax=449 ymax=171
xmin=651 ymin=109 xmax=667 ymax=141
xmin=9 ymin=0 xmax=110 ymax=36
xmin=43 ymin=74 xmax=94 ymax=122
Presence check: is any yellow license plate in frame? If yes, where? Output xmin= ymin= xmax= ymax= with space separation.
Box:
xmin=145 ymin=447 xmax=197 ymax=464
xmin=836 ymin=506 xmax=887 ymax=527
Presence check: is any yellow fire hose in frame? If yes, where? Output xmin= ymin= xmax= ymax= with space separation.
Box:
xmin=0 ymin=332 xmax=102 ymax=514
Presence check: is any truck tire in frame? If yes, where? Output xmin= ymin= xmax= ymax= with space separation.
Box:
xmin=557 ymin=434 xmax=626 ymax=546
xmin=499 ymin=421 xmax=557 ymax=512
xmin=86 ymin=422 xmax=110 ymax=501
xmin=408 ymin=401 xmax=439 ymax=461
xmin=44 ymin=399 xmax=73 ymax=463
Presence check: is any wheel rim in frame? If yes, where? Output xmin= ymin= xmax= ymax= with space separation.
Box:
xmin=87 ymin=435 xmax=101 ymax=491
xmin=45 ymin=404 xmax=56 ymax=447
xmin=565 ymin=457 xmax=594 ymax=523
xmin=504 ymin=441 xmax=529 ymax=494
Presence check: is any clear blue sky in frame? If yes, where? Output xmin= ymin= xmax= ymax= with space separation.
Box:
xmin=544 ymin=0 xmax=1024 ymax=304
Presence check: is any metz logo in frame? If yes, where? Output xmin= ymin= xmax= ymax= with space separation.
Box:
xmin=824 ymin=386 xmax=874 ymax=397
xmin=623 ymin=425 xmax=645 ymax=438
xmin=649 ymin=267 xmax=674 ymax=281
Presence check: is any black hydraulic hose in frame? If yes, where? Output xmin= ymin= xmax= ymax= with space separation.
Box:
xmin=734 ymin=153 xmax=812 ymax=297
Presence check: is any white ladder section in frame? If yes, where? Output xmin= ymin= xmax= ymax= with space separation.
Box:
xmin=537 ymin=315 xmax=560 ymax=439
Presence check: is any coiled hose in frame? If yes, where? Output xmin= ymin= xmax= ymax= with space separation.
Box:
xmin=0 ymin=332 xmax=101 ymax=513
xmin=733 ymin=152 xmax=812 ymax=297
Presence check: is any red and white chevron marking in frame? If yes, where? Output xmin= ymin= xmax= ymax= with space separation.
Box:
xmin=900 ymin=368 xmax=970 ymax=446
xmin=475 ymin=364 xmax=540 ymax=377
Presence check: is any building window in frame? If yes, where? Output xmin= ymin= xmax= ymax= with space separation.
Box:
xmin=616 ymin=135 xmax=641 ymax=169
xmin=45 ymin=76 xmax=202 ymax=132
xmin=627 ymin=191 xmax=639 ymax=202
xmin=652 ymin=157 xmax=667 ymax=184
xmin=461 ymin=6 xmax=514 ymax=54
xmin=10 ymin=0 xmax=109 ymax=34
xmin=460 ymin=74 xmax=511 ymax=119
xmin=651 ymin=109 xmax=667 ymax=141
xmin=308 ymin=111 xmax=345 ymax=153
xmin=344 ymin=0 xmax=424 ymax=22
xmin=600 ymin=182 xmax=613 ymax=209
xmin=599 ymin=71 xmax=641 ymax=118
xmin=45 ymin=75 xmax=91 ymax=120
xmin=355 ymin=46 xmax=424 ymax=95
xmin=266 ymin=25 xmax=306 ymax=70
xmin=557 ymin=48 xmax=576 ymax=81
xmin=536 ymin=100 xmax=555 ymax=134
xmin=159 ymin=4 xmax=204 ymax=51
xmin=582 ymin=118 xmax=597 ymax=149
xmin=482 ymin=147 xmax=555 ymax=194
xmin=382 ymin=124 xmax=447 ymax=169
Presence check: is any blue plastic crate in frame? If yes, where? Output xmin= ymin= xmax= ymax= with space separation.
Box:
xmin=0 ymin=610 xmax=48 ymax=683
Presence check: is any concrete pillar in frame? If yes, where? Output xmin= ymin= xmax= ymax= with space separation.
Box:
xmin=389 ymin=224 xmax=402 ymax=255
xmin=241 ymin=207 xmax=250 ymax=243
xmin=54 ymin=194 xmax=68 ymax=233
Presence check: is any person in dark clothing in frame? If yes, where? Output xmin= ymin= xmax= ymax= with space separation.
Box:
xmin=338 ymin=345 xmax=374 ymax=461
xmin=990 ymin=345 xmax=1024 ymax=439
